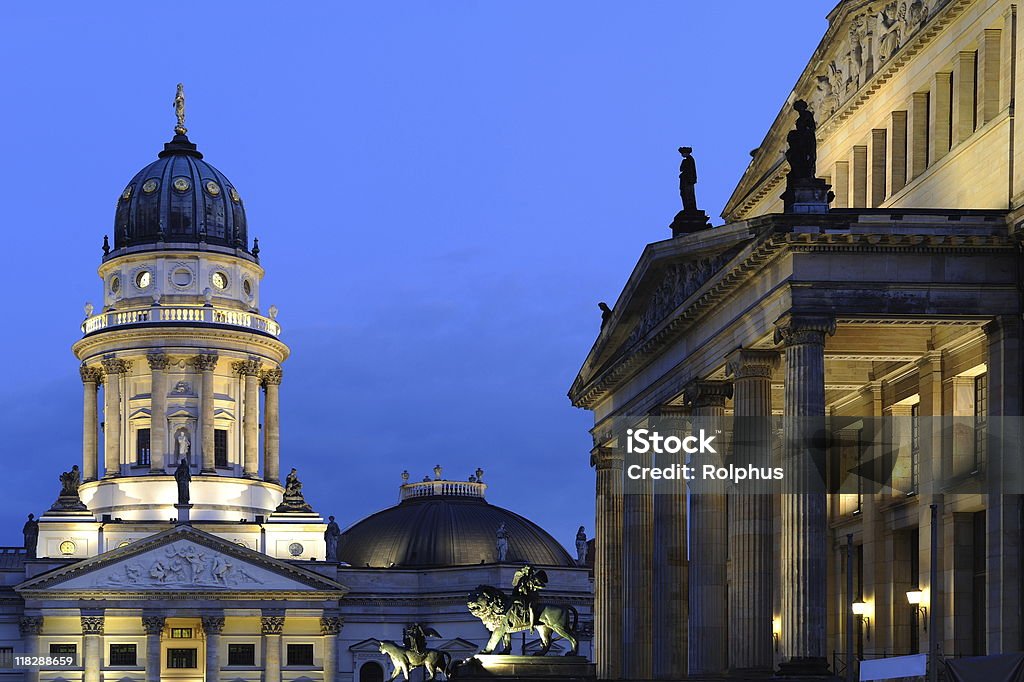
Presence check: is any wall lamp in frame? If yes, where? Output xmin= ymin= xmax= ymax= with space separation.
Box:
xmin=772 ymin=617 xmax=781 ymax=653
xmin=906 ymin=586 xmax=928 ymax=631
xmin=852 ymin=599 xmax=872 ymax=640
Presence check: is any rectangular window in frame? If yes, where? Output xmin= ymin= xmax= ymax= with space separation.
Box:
xmin=910 ymin=403 xmax=920 ymax=495
xmin=227 ymin=643 xmax=256 ymax=666
xmin=974 ymin=373 xmax=988 ymax=473
xmin=169 ymin=628 xmax=193 ymax=639
xmin=109 ymin=644 xmax=137 ymax=666
xmin=287 ymin=643 xmax=314 ymax=666
xmin=136 ymin=428 xmax=151 ymax=466
xmin=49 ymin=643 xmax=77 ymax=657
xmin=0 ymin=647 xmax=12 ymax=669
xmin=214 ymin=429 xmax=229 ymax=468
xmin=167 ymin=648 xmax=197 ymax=669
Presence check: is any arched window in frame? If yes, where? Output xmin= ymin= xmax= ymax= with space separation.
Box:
xmin=360 ymin=661 xmax=384 ymax=682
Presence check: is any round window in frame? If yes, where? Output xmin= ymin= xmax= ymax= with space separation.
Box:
xmin=142 ymin=178 xmax=159 ymax=194
xmin=135 ymin=270 xmax=152 ymax=289
xmin=110 ymin=276 xmax=121 ymax=294
xmin=288 ymin=542 xmax=304 ymax=557
xmin=171 ymin=268 xmax=193 ymax=287
xmin=242 ymin=279 xmax=252 ymax=297
xmin=59 ymin=540 xmax=76 ymax=555
xmin=211 ymin=272 xmax=228 ymax=290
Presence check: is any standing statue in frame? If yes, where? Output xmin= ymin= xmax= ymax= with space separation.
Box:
xmin=598 ymin=302 xmax=613 ymax=327
xmin=495 ymin=523 xmax=509 ymax=562
xmin=785 ymin=100 xmax=817 ymax=180
xmin=176 ymin=429 xmax=191 ymax=458
xmin=433 ymin=464 xmax=443 ymax=480
xmin=324 ymin=515 xmax=341 ymax=562
xmin=174 ymin=83 xmax=187 ymax=135
xmin=23 ymin=514 xmax=38 ymax=559
xmin=174 ymin=458 xmax=191 ymax=505
xmin=678 ymin=146 xmax=699 ymax=212
xmin=575 ymin=526 xmax=588 ymax=565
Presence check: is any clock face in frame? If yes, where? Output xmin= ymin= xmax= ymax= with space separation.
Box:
xmin=136 ymin=271 xmax=152 ymax=289
xmin=59 ymin=540 xmax=76 ymax=555
xmin=211 ymin=272 xmax=228 ymax=290
xmin=288 ymin=542 xmax=304 ymax=557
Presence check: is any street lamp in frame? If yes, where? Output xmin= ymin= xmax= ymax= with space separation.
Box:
xmin=772 ymin=617 xmax=781 ymax=653
xmin=906 ymin=586 xmax=928 ymax=631
xmin=852 ymin=599 xmax=872 ymax=640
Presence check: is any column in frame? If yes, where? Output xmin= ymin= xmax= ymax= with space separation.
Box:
xmin=19 ymin=616 xmax=43 ymax=682
xmin=235 ymin=358 xmax=263 ymax=478
xmin=851 ymin=145 xmax=868 ymax=208
xmin=774 ymin=314 xmax=835 ymax=675
xmin=80 ymin=366 xmax=102 ymax=482
xmin=262 ymin=368 xmax=283 ymax=484
xmin=910 ymin=92 xmax=930 ymax=179
xmin=889 ymin=111 xmax=908 ymax=196
xmin=952 ymin=52 xmax=977 ymax=146
xmin=592 ymin=445 xmax=624 ymax=680
xmin=81 ymin=613 xmax=104 ymax=682
xmin=262 ymin=613 xmax=285 ymax=682
xmin=141 ymin=614 xmax=165 ymax=682
xmin=101 ymin=358 xmax=130 ymax=477
xmin=916 ymin=352 xmax=946 ymax=661
xmin=193 ymin=354 xmax=219 ymax=473
xmin=147 ymin=353 xmax=171 ymax=473
xmin=870 ymin=128 xmax=887 ymax=207
xmin=320 ymin=615 xmax=344 ymax=682
xmin=622 ymin=428 xmax=653 ymax=679
xmin=652 ymin=407 xmax=688 ymax=679
xmin=978 ymin=29 xmax=1002 ymax=125
xmin=930 ymin=72 xmax=952 ymax=163
xmin=832 ymin=161 xmax=850 ymax=208
xmin=725 ymin=349 xmax=780 ymax=675
xmin=202 ymin=616 xmax=224 ymax=682
xmin=685 ymin=379 xmax=732 ymax=676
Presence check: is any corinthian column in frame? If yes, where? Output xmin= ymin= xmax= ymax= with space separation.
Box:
xmin=725 ymin=349 xmax=780 ymax=675
xmin=80 ymin=366 xmax=103 ymax=482
xmin=262 ymin=613 xmax=285 ymax=682
xmin=262 ymin=368 xmax=283 ymax=484
xmin=623 ymin=428 xmax=653 ymax=679
xmin=685 ymin=379 xmax=732 ymax=676
xmin=101 ymin=358 xmax=131 ymax=478
xmin=773 ymin=314 xmax=835 ymax=675
xmin=592 ymin=445 xmax=624 ymax=680
xmin=202 ymin=615 xmax=224 ymax=682
xmin=192 ymin=354 xmax=219 ymax=473
xmin=81 ymin=613 xmax=104 ymax=682
xmin=235 ymin=358 xmax=263 ymax=478
xmin=321 ymin=614 xmax=344 ymax=682
xmin=19 ymin=616 xmax=43 ymax=682
xmin=146 ymin=353 xmax=171 ymax=473
xmin=141 ymin=614 xmax=165 ymax=682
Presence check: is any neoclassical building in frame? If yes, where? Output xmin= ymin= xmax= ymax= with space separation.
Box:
xmin=570 ymin=0 xmax=1024 ymax=678
xmin=0 ymin=102 xmax=592 ymax=682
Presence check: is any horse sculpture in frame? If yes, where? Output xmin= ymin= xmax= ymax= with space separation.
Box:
xmin=378 ymin=640 xmax=451 ymax=680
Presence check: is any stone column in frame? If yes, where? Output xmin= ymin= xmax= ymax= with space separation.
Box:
xmin=262 ymin=613 xmax=285 ymax=682
xmin=262 ymin=368 xmax=283 ymax=484
xmin=19 ymin=616 xmax=43 ymax=682
xmin=81 ymin=613 xmax=104 ymax=682
xmin=774 ymin=314 xmax=835 ymax=675
xmin=80 ymin=367 xmax=102 ymax=482
xmin=725 ymin=349 xmax=779 ymax=675
xmin=147 ymin=353 xmax=171 ymax=473
xmin=685 ymin=379 xmax=732 ymax=676
xmin=142 ymin=614 xmax=165 ymax=682
xmin=622 ymin=427 xmax=653 ymax=679
xmin=320 ymin=615 xmax=344 ymax=682
xmin=235 ymin=358 xmax=263 ymax=478
xmin=652 ymin=406 xmax=688 ymax=679
xmin=592 ymin=445 xmax=624 ymax=680
xmin=101 ymin=358 xmax=130 ymax=477
xmin=193 ymin=354 xmax=219 ymax=473
xmin=202 ymin=616 xmax=224 ymax=682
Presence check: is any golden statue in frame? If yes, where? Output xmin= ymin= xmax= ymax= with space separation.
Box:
xmin=174 ymin=83 xmax=187 ymax=135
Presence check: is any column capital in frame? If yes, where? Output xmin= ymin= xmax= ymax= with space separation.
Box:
xmin=201 ymin=616 xmax=225 ymax=634
xmin=261 ymin=367 xmax=283 ymax=386
xmin=320 ymin=615 xmax=344 ymax=635
xmin=19 ymin=616 xmax=43 ymax=635
xmin=101 ymin=357 xmax=132 ymax=375
xmin=684 ymin=379 xmax=733 ymax=408
xmin=261 ymin=614 xmax=285 ymax=634
xmin=590 ymin=446 xmax=624 ymax=470
xmin=146 ymin=352 xmax=173 ymax=371
xmin=725 ymin=349 xmax=780 ymax=379
xmin=141 ymin=615 xmax=165 ymax=635
xmin=773 ymin=314 xmax=836 ymax=347
xmin=80 ymin=365 xmax=104 ymax=385
xmin=233 ymin=357 xmax=263 ymax=376
xmin=191 ymin=353 xmax=219 ymax=372
xmin=80 ymin=615 xmax=105 ymax=635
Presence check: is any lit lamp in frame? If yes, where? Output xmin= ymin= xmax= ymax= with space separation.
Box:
xmin=906 ymin=586 xmax=928 ymax=631
xmin=852 ymin=599 xmax=872 ymax=640
xmin=772 ymin=617 xmax=782 ymax=653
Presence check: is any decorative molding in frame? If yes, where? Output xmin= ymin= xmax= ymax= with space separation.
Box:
xmin=141 ymin=615 xmax=165 ymax=635
xmin=18 ymin=616 xmax=43 ymax=635
xmin=80 ymin=615 xmax=105 ymax=634
xmin=201 ymin=616 xmax=225 ymax=634
xmin=261 ymin=615 xmax=285 ymax=635
xmin=146 ymin=353 xmax=173 ymax=371
xmin=320 ymin=615 xmax=344 ymax=635
xmin=725 ymin=349 xmax=780 ymax=379
xmin=101 ymin=357 xmax=131 ymax=375
xmin=684 ymin=379 xmax=733 ymax=408
xmin=233 ymin=357 xmax=263 ymax=376
xmin=79 ymin=365 xmax=104 ymax=385
xmin=590 ymin=446 xmax=624 ymax=471
xmin=773 ymin=314 xmax=838 ymax=347
xmin=190 ymin=353 xmax=219 ymax=372
xmin=261 ymin=367 xmax=283 ymax=386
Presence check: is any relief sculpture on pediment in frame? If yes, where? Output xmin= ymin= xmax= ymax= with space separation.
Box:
xmin=94 ymin=541 xmax=265 ymax=588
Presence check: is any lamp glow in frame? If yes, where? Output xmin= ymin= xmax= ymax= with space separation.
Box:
xmin=851 ymin=600 xmax=869 ymax=616
xmin=906 ymin=588 xmax=923 ymax=605
xmin=906 ymin=586 xmax=928 ymax=630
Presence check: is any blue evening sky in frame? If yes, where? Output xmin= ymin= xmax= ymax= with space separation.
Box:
xmin=0 ymin=3 xmax=829 ymax=552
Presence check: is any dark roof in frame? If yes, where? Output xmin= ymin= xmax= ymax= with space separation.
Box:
xmin=112 ymin=134 xmax=250 ymax=255
xmin=0 ymin=547 xmax=27 ymax=570
xmin=338 ymin=495 xmax=574 ymax=569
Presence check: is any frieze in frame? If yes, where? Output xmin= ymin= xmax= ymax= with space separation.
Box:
xmin=92 ymin=541 xmax=265 ymax=589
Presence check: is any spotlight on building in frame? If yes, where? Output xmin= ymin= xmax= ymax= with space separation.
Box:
xmin=852 ymin=599 xmax=872 ymax=640
xmin=772 ymin=617 xmax=781 ymax=652
xmin=906 ymin=586 xmax=928 ymax=631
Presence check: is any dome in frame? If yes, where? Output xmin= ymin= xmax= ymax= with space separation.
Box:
xmin=112 ymin=134 xmax=249 ymax=253
xmin=338 ymin=478 xmax=575 ymax=569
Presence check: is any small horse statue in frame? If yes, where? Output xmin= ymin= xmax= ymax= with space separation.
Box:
xmin=378 ymin=640 xmax=451 ymax=680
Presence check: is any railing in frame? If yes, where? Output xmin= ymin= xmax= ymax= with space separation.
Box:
xmin=400 ymin=480 xmax=487 ymax=501
xmin=82 ymin=305 xmax=281 ymax=337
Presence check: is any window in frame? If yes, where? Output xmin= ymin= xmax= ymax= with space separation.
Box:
xmin=136 ymin=428 xmax=151 ymax=466
xmin=109 ymin=644 xmax=137 ymax=666
xmin=910 ymin=403 xmax=920 ymax=495
xmin=49 ymin=643 xmax=76 ymax=657
xmin=360 ymin=661 xmax=384 ymax=682
xmin=167 ymin=648 xmax=197 ymax=669
xmin=287 ymin=643 xmax=314 ymax=666
xmin=0 ymin=647 xmax=12 ymax=669
xmin=974 ymin=373 xmax=988 ymax=473
xmin=170 ymin=628 xmax=193 ymax=639
xmin=228 ymin=643 xmax=256 ymax=666
xmin=215 ymin=429 xmax=229 ymax=468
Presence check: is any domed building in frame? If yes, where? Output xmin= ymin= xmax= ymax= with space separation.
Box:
xmin=0 ymin=91 xmax=592 ymax=682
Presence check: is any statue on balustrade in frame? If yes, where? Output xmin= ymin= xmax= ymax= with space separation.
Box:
xmin=324 ymin=515 xmax=341 ymax=561
xmin=174 ymin=458 xmax=191 ymax=505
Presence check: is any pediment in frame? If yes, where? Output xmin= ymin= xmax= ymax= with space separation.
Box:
xmin=350 ymin=638 xmax=384 ymax=652
xmin=17 ymin=526 xmax=347 ymax=597
xmin=167 ymin=407 xmax=197 ymax=418
xmin=129 ymin=408 xmax=151 ymax=420
xmin=440 ymin=638 xmax=479 ymax=654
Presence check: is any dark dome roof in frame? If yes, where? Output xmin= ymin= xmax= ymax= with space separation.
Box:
xmin=338 ymin=494 xmax=575 ymax=569
xmin=113 ymin=134 xmax=249 ymax=253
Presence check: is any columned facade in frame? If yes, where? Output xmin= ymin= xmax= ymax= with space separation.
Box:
xmin=142 ymin=614 xmax=164 ymax=682
xmin=81 ymin=613 xmax=104 ymax=682
xmin=262 ymin=612 xmax=285 ymax=682
xmin=263 ymin=367 xmax=283 ymax=484
xmin=237 ymin=358 xmax=264 ymax=479
xmin=592 ymin=446 xmax=623 ymax=680
xmin=202 ymin=615 xmax=224 ymax=681
xmin=80 ymin=367 xmax=102 ymax=482
xmin=321 ymin=614 xmax=344 ymax=682
xmin=147 ymin=353 xmax=170 ymax=473
xmin=101 ymin=358 xmax=130 ymax=477
xmin=622 ymin=428 xmax=653 ymax=679
xmin=195 ymin=353 xmax=219 ymax=473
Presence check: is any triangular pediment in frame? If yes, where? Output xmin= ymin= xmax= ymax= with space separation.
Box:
xmin=17 ymin=525 xmax=347 ymax=598
xmin=350 ymin=639 xmax=385 ymax=652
